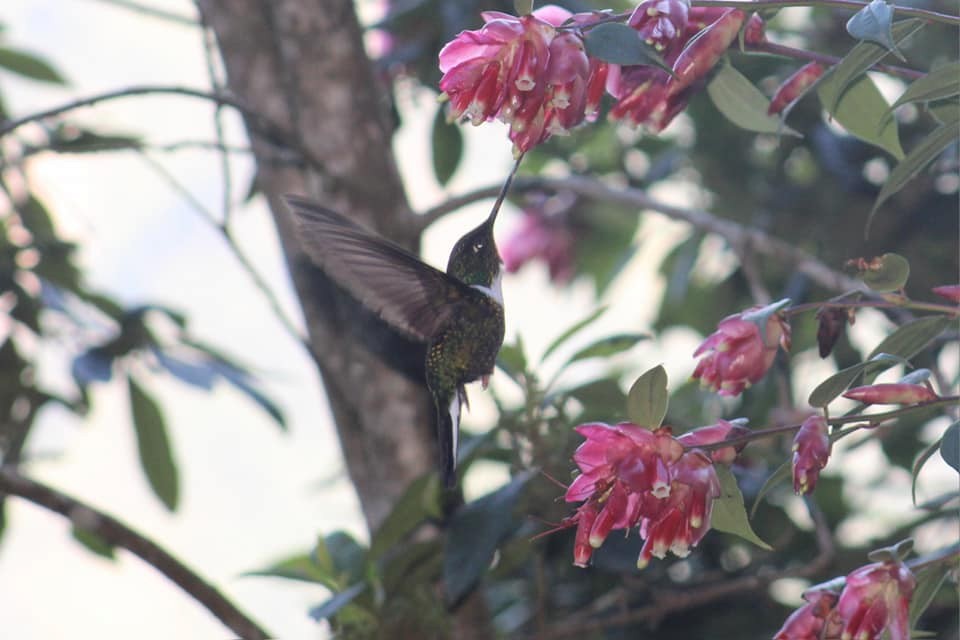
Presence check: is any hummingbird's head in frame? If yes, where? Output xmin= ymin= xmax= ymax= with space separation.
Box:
xmin=447 ymin=219 xmax=502 ymax=289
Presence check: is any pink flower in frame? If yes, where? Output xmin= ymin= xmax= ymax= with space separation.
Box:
xmin=773 ymin=589 xmax=841 ymax=640
xmin=628 ymin=0 xmax=690 ymax=55
xmin=792 ymin=415 xmax=831 ymax=495
xmin=438 ymin=6 xmax=604 ymax=152
xmin=677 ymin=419 xmax=749 ymax=465
xmin=768 ymin=62 xmax=825 ymax=115
xmin=743 ymin=13 xmax=767 ymax=45
xmin=836 ymin=560 xmax=916 ymax=640
xmin=563 ymin=422 xmax=721 ymax=568
xmin=692 ymin=304 xmax=792 ymax=396
xmin=499 ymin=208 xmax=576 ymax=283
xmin=932 ymin=284 xmax=960 ymax=303
xmin=666 ymin=9 xmax=745 ymax=98
xmin=843 ymin=383 xmax=938 ymax=405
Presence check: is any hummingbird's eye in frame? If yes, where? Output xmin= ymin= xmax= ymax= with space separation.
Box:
xmin=473 ymin=242 xmax=482 ymax=252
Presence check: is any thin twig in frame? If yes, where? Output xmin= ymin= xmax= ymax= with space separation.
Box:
xmin=0 ymin=465 xmax=270 ymax=639
xmin=748 ymin=41 xmax=925 ymax=81
xmin=691 ymin=0 xmax=960 ymax=28
xmin=418 ymin=175 xmax=861 ymax=293
xmin=83 ymin=0 xmax=199 ymax=27
xmin=197 ymin=16 xmax=234 ymax=227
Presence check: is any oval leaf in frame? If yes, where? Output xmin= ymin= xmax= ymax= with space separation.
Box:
xmin=889 ymin=62 xmax=960 ymax=112
xmin=707 ymin=63 xmax=801 ymax=136
xmin=845 ymin=0 xmax=902 ymax=60
xmin=128 ymin=376 xmax=179 ymax=511
xmin=431 ymin=104 xmax=463 ymax=187
xmin=541 ymin=306 xmax=607 ymax=363
xmin=909 ymin=564 xmax=951 ymax=628
xmin=513 ymin=0 xmax=533 ymax=15
xmin=807 ymin=357 xmax=896 ymax=407
xmin=626 ymin=365 xmax=668 ymax=428
xmin=865 ymin=315 xmax=953 ymax=377
xmin=861 ymin=253 xmax=910 ymax=292
xmin=584 ymin=22 xmax=672 ymax=73
xmin=0 ymin=46 xmax=66 ymax=84
xmin=566 ymin=333 xmax=648 ymax=365
xmin=940 ymin=422 xmax=959 ymax=472
xmin=818 ymin=72 xmax=904 ymax=159
xmin=869 ymin=118 xmax=960 ymax=228
xmin=712 ymin=465 xmax=773 ymax=550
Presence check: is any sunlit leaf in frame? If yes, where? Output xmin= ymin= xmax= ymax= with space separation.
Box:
xmin=127 ymin=376 xmax=179 ymax=511
xmin=819 ymin=72 xmax=903 ymax=159
xmin=626 ymin=365 xmax=668 ymax=428
xmin=845 ymin=0 xmax=902 ymax=60
xmin=707 ymin=63 xmax=800 ymax=136
xmin=584 ymin=23 xmax=672 ymax=74
xmin=712 ymin=465 xmax=772 ymax=550
xmin=431 ymin=104 xmax=463 ymax=187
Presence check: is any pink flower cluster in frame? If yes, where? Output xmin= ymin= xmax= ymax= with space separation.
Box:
xmin=438 ymin=3 xmax=767 ymax=151
xmin=774 ymin=558 xmax=916 ymax=640
xmin=692 ymin=304 xmax=792 ymax=396
xmin=563 ymin=420 xmax=744 ymax=568
xmin=499 ymin=206 xmax=576 ymax=282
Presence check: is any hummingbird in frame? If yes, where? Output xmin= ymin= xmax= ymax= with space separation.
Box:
xmin=285 ymin=195 xmax=506 ymax=488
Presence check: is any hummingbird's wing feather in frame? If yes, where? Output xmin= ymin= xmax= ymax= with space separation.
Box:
xmin=286 ymin=196 xmax=471 ymax=343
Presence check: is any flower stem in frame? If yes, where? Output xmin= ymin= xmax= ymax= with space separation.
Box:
xmin=786 ymin=298 xmax=960 ymax=317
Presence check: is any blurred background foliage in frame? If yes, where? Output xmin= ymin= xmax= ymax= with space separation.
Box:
xmin=0 ymin=1 xmax=957 ymax=638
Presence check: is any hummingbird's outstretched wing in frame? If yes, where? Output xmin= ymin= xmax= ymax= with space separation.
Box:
xmin=286 ymin=195 xmax=473 ymax=343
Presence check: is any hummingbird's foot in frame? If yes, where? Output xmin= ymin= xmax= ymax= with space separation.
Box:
xmin=481 ymin=374 xmax=490 ymax=390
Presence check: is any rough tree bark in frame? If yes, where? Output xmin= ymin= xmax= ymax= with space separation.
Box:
xmin=196 ymin=0 xmax=434 ymax=530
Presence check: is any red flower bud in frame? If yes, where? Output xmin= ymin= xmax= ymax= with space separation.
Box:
xmin=768 ymin=62 xmax=824 ymax=115
xmin=932 ymin=284 xmax=960 ymax=303
xmin=677 ymin=419 xmax=749 ymax=465
xmin=792 ymin=415 xmax=831 ymax=495
xmin=743 ymin=13 xmax=766 ymax=45
xmin=842 ymin=383 xmax=938 ymax=405
xmin=667 ymin=8 xmax=745 ymax=97
xmin=773 ymin=589 xmax=840 ymax=640
xmin=628 ymin=0 xmax=691 ymax=55
xmin=836 ymin=560 xmax=916 ymax=640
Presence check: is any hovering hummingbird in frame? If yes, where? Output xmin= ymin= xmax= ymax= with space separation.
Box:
xmin=286 ymin=195 xmax=506 ymax=488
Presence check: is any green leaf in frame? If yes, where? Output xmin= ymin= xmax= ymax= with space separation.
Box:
xmin=72 ymin=525 xmax=116 ymax=560
xmin=431 ymin=104 xmax=463 ymax=187
xmin=308 ymin=583 xmax=368 ymax=622
xmin=444 ymin=471 xmax=533 ymax=605
xmin=127 ymin=376 xmax=179 ymax=511
xmin=513 ymin=0 xmax=534 ymax=15
xmin=869 ymin=118 xmax=960 ymax=228
xmin=584 ymin=23 xmax=672 ymax=74
xmin=819 ymin=73 xmax=904 ymax=159
xmin=565 ymin=378 xmax=628 ymax=422
xmin=940 ymin=422 xmax=959 ymax=472
xmin=712 ymin=465 xmax=772 ymax=550
xmin=496 ymin=337 xmax=527 ymax=383
xmin=626 ymin=365 xmax=669 ymax=428
xmin=865 ymin=316 xmax=953 ymax=380
xmin=823 ymin=19 xmax=923 ymax=115
xmin=541 ymin=306 xmax=606 ymax=363
xmin=566 ymin=333 xmax=648 ymax=365
xmin=750 ymin=460 xmax=791 ymax=518
xmin=912 ymin=434 xmax=945 ymax=505
xmin=888 ymin=62 xmax=960 ymax=112
xmin=845 ymin=0 xmax=902 ymax=60
xmin=370 ymin=473 xmax=441 ymax=560
xmin=808 ymin=358 xmax=886 ymax=407
xmin=707 ymin=63 xmax=801 ymax=136
xmin=929 ymin=100 xmax=960 ymax=126
xmin=909 ymin=563 xmax=951 ymax=628
xmin=0 ymin=46 xmax=66 ymax=84
xmin=244 ymin=551 xmax=337 ymax=587
xmin=861 ymin=252 xmax=910 ymax=292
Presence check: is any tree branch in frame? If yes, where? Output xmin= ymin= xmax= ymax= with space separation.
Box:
xmin=692 ymin=0 xmax=960 ymax=28
xmin=0 ymin=465 xmax=270 ymax=640
xmin=419 ymin=175 xmax=861 ymax=293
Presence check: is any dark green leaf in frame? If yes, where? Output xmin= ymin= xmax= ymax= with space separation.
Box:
xmin=308 ymin=583 xmax=367 ymax=622
xmin=496 ymin=338 xmax=527 ymax=382
xmin=565 ymin=378 xmax=627 ymax=422
xmin=910 ymin=563 xmax=951 ymax=628
xmin=0 ymin=46 xmax=66 ymax=84
xmin=869 ymin=118 xmax=960 ymax=229
xmin=513 ymin=0 xmax=533 ymax=15
xmin=244 ymin=551 xmax=337 ymax=587
xmin=128 ymin=376 xmax=179 ymax=511
xmin=861 ymin=252 xmax=910 ymax=292
xmin=566 ymin=333 xmax=648 ymax=365
xmin=584 ymin=23 xmax=672 ymax=74
xmin=208 ymin=359 xmax=286 ymax=430
xmin=940 ymin=422 xmax=959 ymax=472
xmin=712 ymin=465 xmax=773 ymax=550
xmin=751 ymin=460 xmax=791 ymax=518
xmin=865 ymin=316 xmax=953 ymax=381
xmin=444 ymin=471 xmax=533 ymax=605
xmin=845 ymin=0 xmax=902 ymax=60
xmin=889 ymin=62 xmax=960 ymax=112
xmin=431 ymin=104 xmax=463 ymax=187
xmin=541 ymin=306 xmax=606 ymax=363
xmin=808 ymin=354 xmax=908 ymax=407
xmin=823 ymin=19 xmax=923 ymax=116
xmin=72 ymin=525 xmax=116 ymax=560
xmin=928 ymin=100 xmax=960 ymax=126
xmin=47 ymin=127 xmax=142 ymax=154
xmin=706 ymin=63 xmax=801 ymax=136
xmin=912 ymin=433 xmax=946 ymax=505
xmin=818 ymin=72 xmax=904 ymax=159
xmin=370 ymin=474 xmax=441 ymax=559
xmin=626 ymin=365 xmax=668 ymax=428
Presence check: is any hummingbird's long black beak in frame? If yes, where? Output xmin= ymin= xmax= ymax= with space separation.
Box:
xmin=487 ymin=152 xmax=525 ymax=226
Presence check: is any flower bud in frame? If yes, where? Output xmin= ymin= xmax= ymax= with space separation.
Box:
xmin=792 ymin=415 xmax=831 ymax=495
xmin=842 ymin=383 xmax=938 ymax=405
xmin=836 ymin=559 xmax=915 ymax=640
xmin=667 ymin=9 xmax=745 ymax=98
xmin=743 ymin=13 xmax=766 ymax=45
xmin=628 ymin=0 xmax=690 ymax=55
xmin=773 ymin=589 xmax=840 ymax=640
xmin=815 ymin=304 xmax=851 ymax=358
xmin=768 ymin=62 xmax=824 ymax=115
xmin=932 ymin=284 xmax=960 ymax=303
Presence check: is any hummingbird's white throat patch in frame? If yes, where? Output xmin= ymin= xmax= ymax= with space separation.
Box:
xmin=470 ymin=262 xmax=504 ymax=306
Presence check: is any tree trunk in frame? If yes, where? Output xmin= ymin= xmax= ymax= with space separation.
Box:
xmin=196 ymin=0 xmax=434 ymax=530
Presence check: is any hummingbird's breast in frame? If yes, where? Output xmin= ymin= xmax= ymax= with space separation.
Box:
xmin=426 ymin=292 xmax=505 ymax=391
